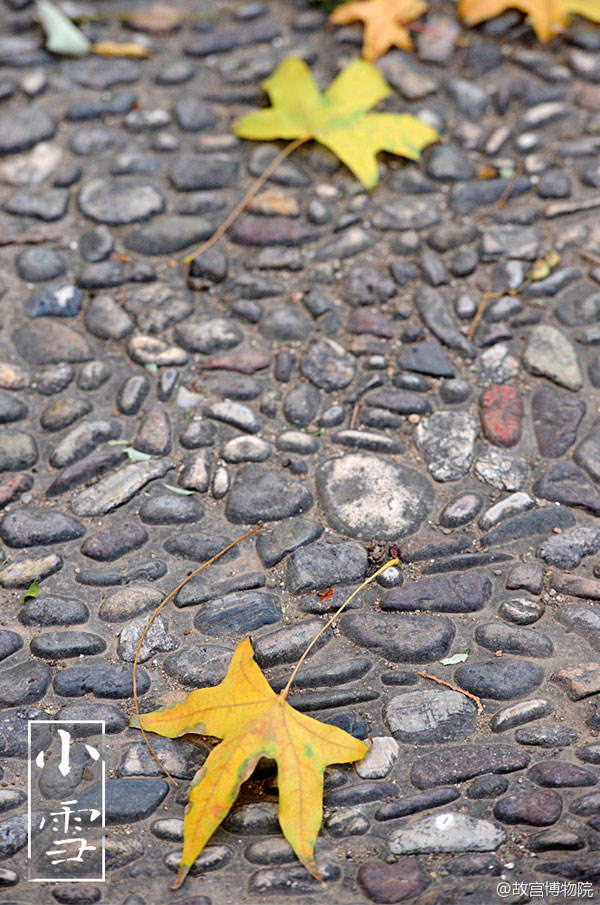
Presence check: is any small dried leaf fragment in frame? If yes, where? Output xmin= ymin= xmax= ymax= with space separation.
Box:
xmin=91 ymin=40 xmax=151 ymax=58
xmin=330 ymin=0 xmax=429 ymax=59
xmin=458 ymin=0 xmax=600 ymax=41
xmin=130 ymin=638 xmax=367 ymax=887
xmin=234 ymin=58 xmax=438 ymax=189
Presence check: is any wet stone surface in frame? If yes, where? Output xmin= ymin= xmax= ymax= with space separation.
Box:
xmin=0 ymin=2 xmax=600 ymax=901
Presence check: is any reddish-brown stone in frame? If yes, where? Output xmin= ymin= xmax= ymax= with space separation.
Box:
xmin=200 ymin=351 xmax=271 ymax=374
xmin=480 ymin=385 xmax=523 ymax=447
xmin=358 ymin=857 xmax=430 ymax=904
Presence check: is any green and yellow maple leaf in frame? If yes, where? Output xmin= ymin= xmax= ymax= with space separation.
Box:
xmin=131 ymin=638 xmax=368 ymax=888
xmin=459 ymin=0 xmax=600 ymax=41
xmin=234 ymin=58 xmax=438 ymax=189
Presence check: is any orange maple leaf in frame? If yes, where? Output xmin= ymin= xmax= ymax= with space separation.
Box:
xmin=131 ymin=638 xmax=367 ymax=887
xmin=330 ymin=0 xmax=429 ymax=59
xmin=458 ymin=0 xmax=600 ymax=41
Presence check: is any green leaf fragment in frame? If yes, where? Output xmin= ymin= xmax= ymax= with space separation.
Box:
xmin=439 ymin=650 xmax=470 ymax=665
xmin=145 ymin=363 xmax=158 ymax=374
xmin=124 ymin=447 xmax=152 ymax=462
xmin=164 ymin=483 xmax=195 ymax=495
xmin=36 ymin=0 xmax=91 ymax=57
xmin=20 ymin=581 xmax=40 ymax=606
xmin=108 ymin=439 xmax=129 ymax=446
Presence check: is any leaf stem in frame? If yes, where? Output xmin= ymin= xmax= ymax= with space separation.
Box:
xmin=280 ymin=558 xmax=399 ymax=700
xmin=181 ymin=137 xmax=308 ymax=265
xmin=133 ymin=522 xmax=263 ymax=783
xmin=418 ymin=671 xmax=483 ymax=710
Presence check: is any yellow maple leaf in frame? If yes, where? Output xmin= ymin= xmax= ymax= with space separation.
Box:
xmin=130 ymin=638 xmax=368 ymax=888
xmin=330 ymin=0 xmax=429 ymax=59
xmin=458 ymin=0 xmax=600 ymax=41
xmin=234 ymin=58 xmax=438 ymax=189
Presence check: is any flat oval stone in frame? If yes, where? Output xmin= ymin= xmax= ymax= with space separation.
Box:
xmin=0 ymin=552 xmax=63 ymax=588
xmin=193 ymin=591 xmax=281 ymax=636
xmin=0 ymin=430 xmax=38 ymax=472
xmin=163 ymin=643 xmax=233 ymax=687
xmin=20 ymin=594 xmax=89 ymax=627
xmin=388 ymin=812 xmax=506 ymax=854
xmin=0 ymin=706 xmax=49 ymax=758
xmin=40 ymin=397 xmax=92 ymax=432
xmin=341 ymin=612 xmax=455 ymax=662
xmin=0 ymin=507 xmax=84 ymax=548
xmin=475 ymin=623 xmax=553 ymax=657
xmin=164 ymin=532 xmax=238 ymax=562
xmin=381 ymin=571 xmax=491 ymax=613
xmin=99 ymin=585 xmax=163 ymax=622
xmin=411 ymin=744 xmax=530 ymax=789
xmin=139 ymin=493 xmax=204 ymax=524
xmin=532 ymin=385 xmax=586 ymax=457
xmin=76 ymin=778 xmax=167 ymax=824
xmin=225 ymin=463 xmax=313 ymax=523
xmin=253 ymin=620 xmax=329 ymax=669
xmin=13 ymin=321 xmax=92 ymax=365
xmin=0 ymin=661 xmax=51 ymax=706
xmin=0 ymin=630 xmax=23 ymax=662
xmin=491 ymin=699 xmax=554 ymax=733
xmin=375 ymin=787 xmax=459 ymax=821
xmin=53 ymin=665 xmax=150 ymax=698
xmin=316 ymin=453 xmax=433 ymax=541
xmin=30 ymin=631 xmax=107 ymax=658
xmin=384 ymin=689 xmax=477 ymax=743
xmin=523 ymin=324 xmax=582 ymax=390
xmin=439 ymin=492 xmax=484 ymax=528
xmin=455 ymin=658 xmax=544 ymax=700
xmin=0 ymin=106 xmax=56 ymax=153
xmin=81 ymin=520 xmax=148 ymax=561
xmin=71 ymin=458 xmax=175 ymax=517
xmin=55 ymin=702 xmax=128 ymax=734
xmin=515 ymin=725 xmax=578 ymax=747
xmin=498 ymin=597 xmax=545 ymax=625
xmin=0 ymin=392 xmax=27 ymax=425
xmin=358 ymin=858 xmax=430 ymax=903
xmin=78 ymin=178 xmax=165 ymax=225
xmin=494 ymin=789 xmax=563 ymax=826
xmin=480 ymin=385 xmax=523 ymax=447
xmin=529 ymin=761 xmax=597 ymax=788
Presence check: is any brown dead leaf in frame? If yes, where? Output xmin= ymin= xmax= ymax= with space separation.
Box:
xmin=330 ymin=0 xmax=429 ymax=59
xmin=458 ymin=0 xmax=600 ymax=41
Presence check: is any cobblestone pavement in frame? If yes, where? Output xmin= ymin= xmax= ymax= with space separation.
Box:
xmin=1 ymin=0 xmax=600 ymax=902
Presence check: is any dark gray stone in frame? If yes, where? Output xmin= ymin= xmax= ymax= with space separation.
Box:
xmin=411 ymin=744 xmax=530 ymax=789
xmin=193 ymin=591 xmax=281 ymax=635
xmin=381 ymin=571 xmax=491 ymax=612
xmin=286 ymin=541 xmax=368 ymax=593
xmin=0 ymin=661 xmax=51 ymax=706
xmin=225 ymin=464 xmax=313 ymax=523
xmin=76 ymin=778 xmax=168 ymax=824
xmin=0 ymin=507 xmax=84 ymax=547
xmin=455 ymin=659 xmax=545 ymax=700
xmin=341 ymin=612 xmax=455 ymax=662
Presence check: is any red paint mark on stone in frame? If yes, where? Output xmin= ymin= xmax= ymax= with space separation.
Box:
xmin=480 ymin=385 xmax=523 ymax=448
